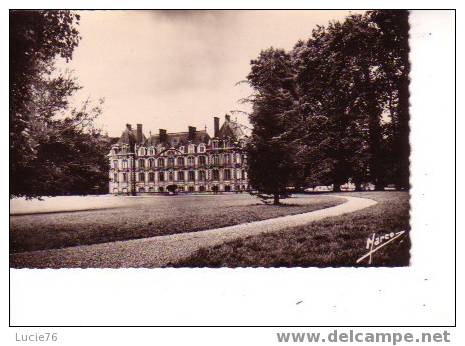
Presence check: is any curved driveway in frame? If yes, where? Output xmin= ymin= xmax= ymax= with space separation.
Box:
xmin=10 ymin=195 xmax=377 ymax=268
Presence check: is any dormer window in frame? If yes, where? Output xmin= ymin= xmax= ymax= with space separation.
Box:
xmin=188 ymin=144 xmax=195 ymax=153
xmin=138 ymin=147 xmax=146 ymax=156
xmin=179 ymin=146 xmax=185 ymax=153
xmin=212 ymin=140 xmax=219 ymax=149
xmin=198 ymin=144 xmax=205 ymax=153
xmin=148 ymin=147 xmax=155 ymax=156
xmin=158 ymin=158 xmax=165 ymax=167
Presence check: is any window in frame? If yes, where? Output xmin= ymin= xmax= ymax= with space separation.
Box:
xmin=177 ymin=157 xmax=184 ymax=167
xmin=213 ymin=155 xmax=220 ymax=165
xmin=188 ymin=170 xmax=195 ymax=181
xmin=148 ymin=147 xmax=155 ymax=156
xmin=224 ymin=185 xmax=231 ymax=192
xmin=138 ymin=172 xmax=145 ymax=182
xmin=224 ymin=154 xmax=230 ymax=164
xmin=139 ymin=147 xmax=146 ymax=156
xmin=148 ymin=172 xmax=155 ymax=182
xmin=139 ymin=159 xmax=145 ymax=169
xmin=188 ymin=144 xmax=195 ymax=153
xmin=198 ymin=155 xmax=206 ymax=165
xmin=178 ymin=171 xmax=185 ymax=181
xmin=148 ymin=158 xmax=154 ymax=169
xmin=112 ymin=160 xmax=118 ymax=169
xmin=138 ymin=187 xmax=145 ymax=192
xmin=212 ymin=169 xmax=219 ymax=181
xmin=179 ymin=146 xmax=185 ymax=153
xmin=123 ymin=173 xmax=127 ymax=182
xmin=159 ymin=172 xmax=165 ymax=182
xmin=169 ymin=171 xmax=174 ymax=181
xmin=122 ymin=160 xmax=128 ymax=169
xmin=113 ymin=173 xmax=118 ymax=182
xmin=168 ymin=158 xmax=174 ymax=167
xmin=158 ymin=158 xmax=165 ymax=167
xmin=199 ymin=144 xmax=205 ymax=153
xmin=224 ymin=169 xmax=231 ymax=180
xmin=187 ymin=156 xmax=195 ymax=166
xmin=188 ymin=186 xmax=195 ymax=192
xmin=242 ymin=170 xmax=246 ymax=179
xmin=198 ymin=170 xmax=206 ymax=181
xmin=199 ymin=185 xmax=206 ymax=192
xmin=212 ymin=141 xmax=218 ymax=149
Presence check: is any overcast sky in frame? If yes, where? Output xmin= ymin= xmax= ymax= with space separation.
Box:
xmin=57 ymin=10 xmax=361 ymax=137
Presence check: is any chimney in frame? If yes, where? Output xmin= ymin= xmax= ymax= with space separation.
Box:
xmin=126 ymin=124 xmax=132 ymax=131
xmin=159 ymin=129 xmax=167 ymax=143
xmin=188 ymin=126 xmax=196 ymax=140
xmin=136 ymin=124 xmax=143 ymax=143
xmin=225 ymin=114 xmax=230 ymax=122
xmin=214 ymin=117 xmax=220 ymax=138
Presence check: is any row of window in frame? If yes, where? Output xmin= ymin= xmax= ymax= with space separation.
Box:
xmin=114 ymin=184 xmax=247 ymax=194
xmin=114 ymin=169 xmax=245 ymax=183
xmin=112 ymin=140 xmax=241 ymax=157
xmin=112 ymin=153 xmax=245 ymax=170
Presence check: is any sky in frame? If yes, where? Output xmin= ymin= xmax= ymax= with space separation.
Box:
xmin=57 ymin=10 xmax=361 ymax=137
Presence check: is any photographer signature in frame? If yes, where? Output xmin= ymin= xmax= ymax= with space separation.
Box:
xmin=356 ymin=230 xmax=406 ymax=264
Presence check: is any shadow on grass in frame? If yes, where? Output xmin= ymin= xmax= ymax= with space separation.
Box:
xmin=171 ymin=191 xmax=410 ymax=268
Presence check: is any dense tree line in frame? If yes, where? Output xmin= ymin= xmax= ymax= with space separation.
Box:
xmin=10 ymin=10 xmax=112 ymax=198
xmin=246 ymin=10 xmax=410 ymax=203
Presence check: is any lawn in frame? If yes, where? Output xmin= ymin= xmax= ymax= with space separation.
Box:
xmin=10 ymin=194 xmax=343 ymax=253
xmin=173 ymin=191 xmax=410 ymax=267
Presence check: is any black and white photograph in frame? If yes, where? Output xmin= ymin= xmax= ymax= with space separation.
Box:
xmin=5 ymin=5 xmax=457 ymax=340
xmin=9 ymin=9 xmax=412 ymax=268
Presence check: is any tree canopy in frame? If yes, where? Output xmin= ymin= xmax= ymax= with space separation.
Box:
xmin=245 ymin=10 xmax=410 ymax=201
xmin=10 ymin=10 xmax=111 ymax=198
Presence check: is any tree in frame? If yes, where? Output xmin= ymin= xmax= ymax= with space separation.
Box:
xmin=10 ymin=10 xmax=110 ymax=198
xmin=290 ymin=11 xmax=409 ymax=191
xmin=368 ymin=10 xmax=410 ymax=189
xmin=245 ymin=48 xmax=299 ymax=204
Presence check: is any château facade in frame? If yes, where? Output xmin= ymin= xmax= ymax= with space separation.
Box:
xmin=108 ymin=115 xmax=249 ymax=195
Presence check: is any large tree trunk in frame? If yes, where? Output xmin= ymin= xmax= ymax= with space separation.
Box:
xmin=273 ymin=193 xmax=280 ymax=205
xmin=364 ymin=65 xmax=386 ymax=192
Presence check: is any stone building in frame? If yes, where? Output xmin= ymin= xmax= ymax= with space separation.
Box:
xmin=108 ymin=115 xmax=249 ymax=195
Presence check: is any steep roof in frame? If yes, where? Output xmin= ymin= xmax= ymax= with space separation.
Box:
xmin=117 ymin=126 xmax=146 ymax=146
xmin=218 ymin=119 xmax=250 ymax=140
xmin=145 ymin=130 xmax=210 ymax=147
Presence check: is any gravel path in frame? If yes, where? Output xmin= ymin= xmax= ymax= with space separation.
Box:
xmin=10 ymin=195 xmax=377 ymax=268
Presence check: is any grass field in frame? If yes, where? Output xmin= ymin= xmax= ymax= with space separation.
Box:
xmin=173 ymin=191 xmax=410 ymax=267
xmin=10 ymin=194 xmax=343 ymax=253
